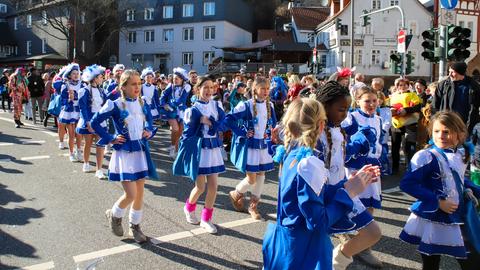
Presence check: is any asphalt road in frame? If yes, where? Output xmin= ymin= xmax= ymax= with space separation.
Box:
xmin=0 ymin=110 xmax=460 ymax=270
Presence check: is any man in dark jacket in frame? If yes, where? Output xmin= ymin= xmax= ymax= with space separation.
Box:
xmin=432 ymin=62 xmax=480 ymax=135
xmin=27 ymin=67 xmax=45 ymax=124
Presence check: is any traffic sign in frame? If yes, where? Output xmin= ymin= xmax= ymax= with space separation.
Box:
xmin=398 ymin=29 xmax=406 ymax=53
xmin=441 ymin=0 xmax=458 ymax=10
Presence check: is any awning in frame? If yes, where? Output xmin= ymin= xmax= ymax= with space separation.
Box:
xmin=221 ymin=40 xmax=312 ymax=53
xmin=26 ymin=53 xmax=67 ymax=61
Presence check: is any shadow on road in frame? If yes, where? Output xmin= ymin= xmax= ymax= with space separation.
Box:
xmin=0 ymin=183 xmax=44 ymax=269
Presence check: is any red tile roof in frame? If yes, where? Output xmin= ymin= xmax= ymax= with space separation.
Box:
xmin=291 ymin=7 xmax=330 ymax=31
xmin=257 ymin=29 xmax=294 ymax=43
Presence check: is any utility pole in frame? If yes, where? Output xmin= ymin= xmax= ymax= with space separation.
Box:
xmin=349 ymin=0 xmax=354 ymax=69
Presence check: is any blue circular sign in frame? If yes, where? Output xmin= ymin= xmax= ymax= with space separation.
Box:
xmin=441 ymin=0 xmax=458 ymax=10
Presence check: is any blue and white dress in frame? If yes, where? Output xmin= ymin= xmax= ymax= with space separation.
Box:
xmin=316 ymin=124 xmax=374 ymax=234
xmin=262 ymin=146 xmax=354 ymax=270
xmin=173 ymin=99 xmax=226 ymax=181
xmin=141 ymin=82 xmax=161 ymax=120
xmin=59 ymin=80 xmax=83 ymax=124
xmin=400 ymin=146 xmax=480 ymax=258
xmin=76 ymin=85 xmax=107 ymax=135
xmin=159 ymin=83 xmax=191 ymax=121
xmin=105 ymin=82 xmax=120 ymax=101
xmin=342 ymin=109 xmax=384 ymax=209
xmin=90 ymin=97 xmax=157 ymax=181
xmin=225 ymin=99 xmax=277 ymax=173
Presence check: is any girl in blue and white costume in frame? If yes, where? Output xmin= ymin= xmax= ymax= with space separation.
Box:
xmin=342 ymin=86 xmax=384 ymax=209
xmin=91 ymin=70 xmax=158 ymax=244
xmin=313 ymin=81 xmax=382 ymax=269
xmin=53 ymin=66 xmax=68 ymax=150
xmin=59 ymin=63 xmax=84 ymax=162
xmin=76 ymin=64 xmax=107 ymax=179
xmin=173 ymin=76 xmax=225 ymax=234
xmin=262 ymin=98 xmax=380 ymax=270
xmin=226 ymin=76 xmax=276 ymax=220
xmin=159 ymin=67 xmax=191 ymax=158
xmin=104 ymin=64 xmax=124 ymax=101
xmin=400 ymin=111 xmax=480 ymax=270
xmin=140 ymin=67 xmax=161 ymax=120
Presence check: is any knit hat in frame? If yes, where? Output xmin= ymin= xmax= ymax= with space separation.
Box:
xmin=450 ymin=62 xmax=467 ymax=76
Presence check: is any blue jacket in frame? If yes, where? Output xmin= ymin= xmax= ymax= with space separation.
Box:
xmin=269 ymin=76 xmax=288 ymax=103
xmin=159 ymin=83 xmax=191 ymax=112
xmin=262 ymin=146 xmax=353 ymax=270
xmin=400 ymin=147 xmax=480 ymax=224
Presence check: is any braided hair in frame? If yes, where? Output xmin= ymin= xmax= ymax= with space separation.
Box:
xmin=314 ymin=81 xmax=350 ymax=168
xmin=251 ymin=76 xmax=272 ymax=130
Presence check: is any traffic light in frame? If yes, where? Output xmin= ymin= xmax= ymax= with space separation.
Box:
xmin=446 ymin=24 xmax=471 ymax=61
xmin=362 ymin=10 xmax=370 ymax=27
xmin=406 ymin=52 xmax=415 ymax=75
xmin=390 ymin=53 xmax=402 ymax=75
xmin=421 ymin=28 xmax=437 ymax=62
xmin=335 ymin=18 xmax=342 ymax=30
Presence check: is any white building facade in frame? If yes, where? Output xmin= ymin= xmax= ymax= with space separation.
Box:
xmin=316 ymin=0 xmax=433 ymax=79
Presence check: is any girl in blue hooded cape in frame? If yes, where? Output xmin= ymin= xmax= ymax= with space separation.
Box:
xmin=262 ymin=97 xmax=379 ymax=270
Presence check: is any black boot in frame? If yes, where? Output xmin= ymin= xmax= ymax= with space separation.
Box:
xmin=14 ymin=119 xmax=21 ymax=128
xmin=43 ymin=115 xmax=49 ymax=127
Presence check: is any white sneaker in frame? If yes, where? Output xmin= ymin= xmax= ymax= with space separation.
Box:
xmin=95 ymin=170 xmax=107 ymax=179
xmin=69 ymin=153 xmax=78 ymax=162
xmin=200 ymin=220 xmax=218 ymax=234
xmin=82 ymin=163 xmax=94 ymax=173
xmin=169 ymin=147 xmax=177 ymax=159
xmin=221 ymin=148 xmax=228 ymax=161
xmin=183 ymin=206 xmax=200 ymax=225
xmin=76 ymin=150 xmax=84 ymax=162
xmin=58 ymin=142 xmax=65 ymax=150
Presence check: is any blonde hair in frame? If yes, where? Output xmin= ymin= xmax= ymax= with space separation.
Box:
xmin=289 ymin=74 xmax=301 ymax=86
xmin=119 ymin=69 xmax=143 ymax=107
xmin=251 ymin=76 xmax=271 ymax=125
xmin=428 ymin=111 xmax=469 ymax=163
xmin=282 ymin=98 xmax=326 ymax=150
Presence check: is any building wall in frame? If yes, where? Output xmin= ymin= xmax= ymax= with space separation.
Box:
xmin=119 ymin=20 xmax=251 ymax=74
xmin=317 ymin=0 xmax=432 ymax=78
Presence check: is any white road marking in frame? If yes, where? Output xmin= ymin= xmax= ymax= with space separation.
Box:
xmin=0 ymin=142 xmax=14 ymax=146
xmin=0 ymin=140 xmax=46 ymax=147
xmin=41 ymin=130 xmax=58 ymax=137
xmin=20 ymin=155 xmax=51 ymax=161
xmin=383 ymin=186 xmax=401 ymax=194
xmin=0 ymin=116 xmax=58 ymax=137
xmin=73 ymin=215 xmax=264 ymax=263
xmin=19 ymin=261 xmax=55 ymax=270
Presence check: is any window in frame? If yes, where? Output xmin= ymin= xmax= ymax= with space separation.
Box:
xmin=145 ymin=30 xmax=154 ymax=42
xmin=81 ymin=40 xmax=85 ymax=53
xmin=320 ymin=55 xmax=327 ymax=67
xmin=14 ymin=17 xmax=18 ymax=30
xmin=182 ymin=52 xmax=193 ymax=66
xmin=183 ymin=4 xmax=194 ymax=17
xmin=26 ymin=15 xmax=32 ymax=28
xmin=372 ymin=0 xmax=381 ymax=10
xmin=204 ymin=2 xmax=215 ymax=16
xmin=354 ymin=49 xmax=363 ymax=65
xmin=459 ymin=21 xmax=465 ymax=28
xmin=144 ymin=8 xmax=153 ymax=20
xmin=183 ymin=27 xmax=194 ymax=41
xmin=42 ymin=11 xmax=47 ymax=25
xmin=371 ymin=49 xmax=381 ymax=65
xmin=128 ymin=31 xmax=136 ymax=43
xmin=203 ymin=51 xmax=215 ymax=65
xmin=81 ymin=11 xmax=85 ymax=24
xmin=126 ymin=9 xmax=135 ymax=22
xmin=26 ymin=41 xmax=32 ymax=55
xmin=163 ymin=29 xmax=173 ymax=42
xmin=42 ymin=38 xmax=46 ymax=53
xmin=307 ymin=33 xmax=315 ymax=43
xmin=163 ymin=5 xmax=173 ymax=19
xmin=204 ymin=26 xmax=215 ymax=40
xmin=390 ymin=0 xmax=399 ymax=5
xmin=0 ymin=4 xmax=6 ymax=13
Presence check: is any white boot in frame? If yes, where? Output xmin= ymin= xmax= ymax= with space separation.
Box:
xmin=333 ymin=245 xmax=353 ymax=270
